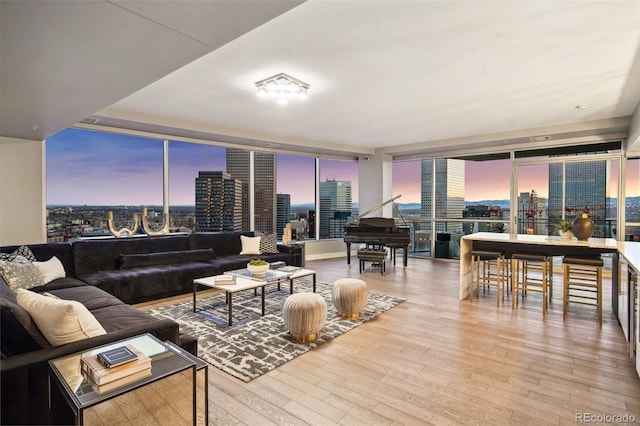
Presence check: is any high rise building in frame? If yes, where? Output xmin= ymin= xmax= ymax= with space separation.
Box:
xmin=421 ymin=158 xmax=465 ymax=234
xmin=548 ymin=159 xmax=608 ymax=236
xmin=319 ymin=179 xmax=353 ymax=238
xmin=226 ymin=149 xmax=277 ymax=233
xmin=276 ymin=193 xmax=291 ymax=239
xmin=194 ymin=171 xmax=242 ymax=232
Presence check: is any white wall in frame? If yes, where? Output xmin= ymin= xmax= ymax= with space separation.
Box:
xmin=0 ymin=136 xmax=46 ymax=245
xmin=357 ymin=152 xmax=393 ymax=217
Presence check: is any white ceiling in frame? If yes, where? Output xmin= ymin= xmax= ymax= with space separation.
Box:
xmin=2 ymin=0 xmax=640 ymax=159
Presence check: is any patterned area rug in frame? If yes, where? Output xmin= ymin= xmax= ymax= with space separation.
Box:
xmin=147 ymin=280 xmax=404 ymax=382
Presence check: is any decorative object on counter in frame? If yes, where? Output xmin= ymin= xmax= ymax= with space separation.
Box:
xmin=107 ymin=211 xmax=139 ymax=237
xmin=247 ymin=259 xmax=269 ymax=277
xmin=141 ymin=207 xmax=170 ymax=236
xmin=556 ymin=220 xmax=574 ymax=240
xmin=571 ymin=212 xmax=595 ymax=241
xmin=282 ymin=223 xmax=292 ymax=245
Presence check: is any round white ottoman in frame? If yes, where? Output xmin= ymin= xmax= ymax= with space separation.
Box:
xmin=332 ymin=278 xmax=368 ymax=319
xmin=282 ymin=292 xmax=327 ymax=342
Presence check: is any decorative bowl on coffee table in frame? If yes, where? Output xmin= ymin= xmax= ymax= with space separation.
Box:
xmin=247 ymin=262 xmax=269 ymax=277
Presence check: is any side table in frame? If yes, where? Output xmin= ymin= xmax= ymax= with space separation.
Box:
xmin=284 ymin=242 xmax=305 ymax=267
xmin=48 ymin=333 xmax=208 ymax=425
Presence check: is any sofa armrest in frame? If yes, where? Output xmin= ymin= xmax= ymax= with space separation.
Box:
xmin=1 ymin=318 xmax=179 ymax=373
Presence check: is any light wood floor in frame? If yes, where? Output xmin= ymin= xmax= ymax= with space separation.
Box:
xmin=141 ymin=257 xmax=640 ymax=425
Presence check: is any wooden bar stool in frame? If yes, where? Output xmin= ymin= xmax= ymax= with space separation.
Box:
xmin=562 ymin=256 xmax=603 ymax=325
xmin=511 ymin=253 xmax=551 ymax=314
xmin=470 ymin=250 xmax=507 ymax=306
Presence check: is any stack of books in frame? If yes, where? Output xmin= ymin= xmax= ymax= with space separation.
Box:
xmin=81 ymin=344 xmax=152 ymax=394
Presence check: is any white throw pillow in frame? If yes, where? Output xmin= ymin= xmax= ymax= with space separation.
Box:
xmin=16 ymin=288 xmax=106 ymax=346
xmin=240 ymin=235 xmax=262 ymax=255
xmin=33 ymin=256 xmax=66 ymax=283
xmin=0 ymin=255 xmax=44 ymax=291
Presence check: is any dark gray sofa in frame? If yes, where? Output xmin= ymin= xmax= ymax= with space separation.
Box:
xmin=0 ymin=263 xmax=179 ymax=424
xmin=0 ymin=231 xmax=295 ymax=424
xmin=71 ymin=231 xmax=292 ymax=304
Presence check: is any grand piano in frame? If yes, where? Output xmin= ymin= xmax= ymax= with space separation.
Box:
xmin=344 ymin=195 xmax=411 ymax=267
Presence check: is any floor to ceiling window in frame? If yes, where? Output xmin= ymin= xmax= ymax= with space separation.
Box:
xmin=276 ymin=154 xmax=316 ymax=240
xmin=168 ymin=141 xmax=226 ymax=233
xmin=514 ymin=145 xmax=622 ymax=238
xmin=392 ymin=160 xmax=423 ymax=254
xmin=46 ymin=128 xmax=163 ymax=240
xmin=625 ymin=157 xmax=640 ymax=240
xmin=46 ymin=128 xmax=325 ymax=242
xmin=318 ymin=159 xmax=358 ymax=240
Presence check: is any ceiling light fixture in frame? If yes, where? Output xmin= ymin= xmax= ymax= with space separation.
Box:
xmin=255 ymin=73 xmax=309 ymax=105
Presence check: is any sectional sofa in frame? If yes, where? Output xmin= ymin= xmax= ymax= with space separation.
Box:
xmin=0 ymin=231 xmax=297 ymax=424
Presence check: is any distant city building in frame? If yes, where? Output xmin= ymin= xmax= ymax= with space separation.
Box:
xmin=319 ymin=179 xmax=353 ymax=238
xmin=548 ymin=159 xmax=609 ymax=236
xmin=226 ymin=149 xmax=277 ymax=233
xmin=276 ymin=193 xmax=291 ymax=239
xmin=463 ymin=204 xmax=505 ymax=233
xmin=194 ymin=171 xmax=242 ymax=232
xmin=421 ymin=159 xmax=465 ymax=234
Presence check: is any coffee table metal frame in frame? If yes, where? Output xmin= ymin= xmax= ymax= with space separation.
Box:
xmin=193 ymin=275 xmax=268 ymax=325
xmin=193 ymin=268 xmax=318 ymax=325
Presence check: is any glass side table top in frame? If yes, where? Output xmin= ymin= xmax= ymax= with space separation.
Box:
xmin=226 ymin=267 xmax=291 ymax=282
xmin=49 ymin=333 xmax=196 ymax=409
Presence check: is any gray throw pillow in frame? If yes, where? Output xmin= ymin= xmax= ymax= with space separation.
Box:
xmin=0 ymin=255 xmax=44 ymax=292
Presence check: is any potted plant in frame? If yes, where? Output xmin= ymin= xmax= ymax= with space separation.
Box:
xmin=555 ymin=220 xmax=573 ymax=240
xmin=247 ymin=259 xmax=269 ymax=276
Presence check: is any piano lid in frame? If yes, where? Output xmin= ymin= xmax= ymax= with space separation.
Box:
xmin=346 ymin=195 xmax=407 ymax=227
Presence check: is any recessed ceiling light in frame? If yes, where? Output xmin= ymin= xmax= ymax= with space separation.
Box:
xmin=575 ymin=104 xmax=588 ymax=110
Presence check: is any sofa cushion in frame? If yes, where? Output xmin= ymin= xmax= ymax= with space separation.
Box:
xmin=119 ymin=248 xmax=214 ymax=269
xmin=46 ymin=285 xmax=125 ymax=311
xmin=188 ymin=231 xmax=253 ymax=257
xmin=0 ymin=276 xmax=50 ymax=355
xmin=0 ymin=256 xmax=44 ymax=291
xmin=240 ymin=235 xmax=261 ymax=255
xmin=16 ymin=289 xmax=107 ymax=346
xmin=32 ymin=256 xmax=66 ymax=283
xmin=79 ymin=262 xmax=219 ymax=305
xmin=259 ymin=233 xmax=280 ymax=254
xmin=73 ymin=235 xmax=191 ymax=276
xmin=0 ymin=245 xmax=36 ymax=262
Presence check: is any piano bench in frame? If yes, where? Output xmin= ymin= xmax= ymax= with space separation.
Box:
xmin=357 ymin=248 xmax=387 ymax=275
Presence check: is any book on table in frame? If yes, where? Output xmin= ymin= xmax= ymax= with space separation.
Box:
xmin=279 ymin=265 xmax=301 ymax=272
xmin=97 ymin=345 xmax=138 ymax=368
xmin=86 ymin=368 xmax=152 ymax=394
xmin=212 ymin=274 xmax=236 ymax=285
xmin=81 ymin=344 xmax=151 ymax=386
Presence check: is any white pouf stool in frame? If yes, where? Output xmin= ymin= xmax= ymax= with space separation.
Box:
xmin=332 ymin=278 xmax=368 ymax=319
xmin=282 ymin=292 xmax=327 ymax=342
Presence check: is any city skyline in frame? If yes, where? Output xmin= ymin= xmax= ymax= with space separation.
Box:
xmin=46 ymin=128 xmax=639 ymax=206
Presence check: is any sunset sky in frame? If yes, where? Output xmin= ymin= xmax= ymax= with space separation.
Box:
xmin=46 ymin=128 xmax=639 ymax=206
